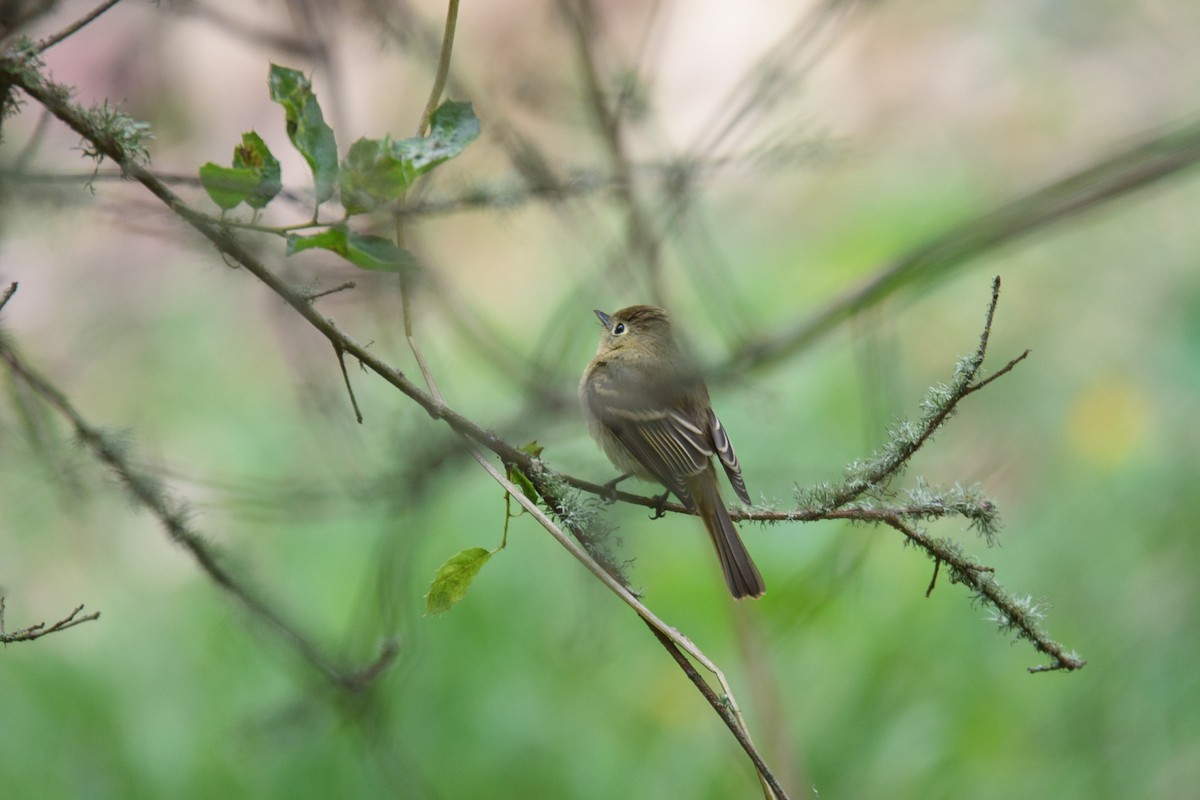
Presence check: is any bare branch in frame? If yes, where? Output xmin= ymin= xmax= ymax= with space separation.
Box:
xmin=415 ymin=0 xmax=460 ymax=136
xmin=0 ymin=281 xmax=17 ymax=313
xmin=302 ymin=281 xmax=357 ymax=303
xmin=0 ymin=598 xmax=101 ymax=644
xmin=333 ymin=343 xmax=365 ymax=424
xmin=31 ymin=0 xmax=126 ymax=54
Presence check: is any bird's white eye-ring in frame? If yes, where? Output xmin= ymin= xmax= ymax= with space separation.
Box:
xmin=612 ymin=322 xmax=626 ymax=335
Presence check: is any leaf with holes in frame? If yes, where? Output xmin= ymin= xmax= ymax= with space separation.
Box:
xmin=392 ymin=100 xmax=480 ymax=175
xmin=232 ymin=131 xmax=282 ymax=209
xmin=268 ymin=64 xmax=338 ymax=205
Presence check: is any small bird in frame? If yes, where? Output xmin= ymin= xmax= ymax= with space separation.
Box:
xmin=580 ymin=305 xmax=765 ymax=599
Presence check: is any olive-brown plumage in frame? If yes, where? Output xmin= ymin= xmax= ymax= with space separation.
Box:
xmin=580 ymin=305 xmax=765 ymax=599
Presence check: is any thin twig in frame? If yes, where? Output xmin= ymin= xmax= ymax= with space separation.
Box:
xmin=0 ymin=599 xmax=101 ymax=643
xmin=416 ymin=0 xmax=460 ymax=136
xmin=965 ymin=349 xmax=1032 ymax=395
xmin=302 ymin=281 xmax=357 ymax=303
xmin=0 ymin=281 xmax=17 ymax=313
xmin=688 ymin=0 xmax=858 ymax=161
xmin=31 ymin=0 xmax=126 ymax=54
xmin=333 ymin=343 xmax=364 ymax=424
xmin=339 ymin=639 xmax=402 ymax=690
xmin=925 ymin=558 xmax=941 ymax=598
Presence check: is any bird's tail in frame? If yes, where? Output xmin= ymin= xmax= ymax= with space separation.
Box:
xmin=693 ymin=469 xmax=765 ymax=599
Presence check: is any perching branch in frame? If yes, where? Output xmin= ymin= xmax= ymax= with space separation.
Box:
xmin=560 ymin=278 xmax=1084 ymax=672
xmin=479 ymin=446 xmax=791 ymax=800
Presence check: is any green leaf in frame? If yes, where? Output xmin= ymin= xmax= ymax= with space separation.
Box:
xmin=391 ymin=100 xmax=480 ymax=176
xmin=344 ymin=231 xmax=418 ymax=272
xmin=199 ymin=163 xmax=259 ymax=210
xmin=286 ymin=227 xmax=347 ymax=257
xmin=426 ymin=547 xmax=493 ymax=615
xmin=286 ymin=225 xmax=417 ymax=273
xmin=339 ymin=136 xmax=418 ymax=214
xmin=232 ymin=131 xmax=281 ymax=209
xmin=507 ymin=441 xmax=545 ymax=504
xmin=268 ymin=64 xmax=338 ymax=205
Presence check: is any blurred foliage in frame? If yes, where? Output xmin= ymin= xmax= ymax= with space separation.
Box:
xmin=2 ymin=1 xmax=1200 ymax=799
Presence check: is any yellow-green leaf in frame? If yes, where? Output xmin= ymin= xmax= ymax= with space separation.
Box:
xmin=425 ymin=547 xmax=493 ymax=615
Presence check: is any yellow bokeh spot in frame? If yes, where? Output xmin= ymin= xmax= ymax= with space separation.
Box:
xmin=1065 ymin=377 xmax=1152 ymax=468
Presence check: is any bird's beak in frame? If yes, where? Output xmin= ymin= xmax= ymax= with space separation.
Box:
xmin=593 ymin=309 xmax=611 ymax=326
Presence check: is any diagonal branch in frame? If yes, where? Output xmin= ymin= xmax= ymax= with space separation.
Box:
xmin=715 ymin=115 xmax=1200 ymax=380
xmin=879 ymin=514 xmax=1085 ymax=673
xmin=29 ymin=0 xmax=126 ymax=54
xmin=0 ymin=288 xmax=396 ymax=688
xmin=479 ymin=446 xmax=791 ymax=799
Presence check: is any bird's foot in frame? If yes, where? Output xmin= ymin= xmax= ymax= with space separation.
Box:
xmin=648 ymin=491 xmax=671 ymax=520
xmin=601 ymin=472 xmax=631 ymax=503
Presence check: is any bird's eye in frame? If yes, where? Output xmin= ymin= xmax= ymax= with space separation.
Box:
xmin=612 ymin=322 xmax=626 ymax=335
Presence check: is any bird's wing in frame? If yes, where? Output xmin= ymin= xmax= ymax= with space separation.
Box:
xmin=706 ymin=407 xmax=751 ymax=505
xmin=584 ymin=361 xmax=712 ymax=510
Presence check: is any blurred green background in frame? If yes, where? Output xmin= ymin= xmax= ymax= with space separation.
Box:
xmin=2 ymin=1 xmax=1200 ymax=798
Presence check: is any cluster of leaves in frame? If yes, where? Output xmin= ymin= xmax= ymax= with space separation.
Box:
xmin=199 ymin=64 xmax=479 ymax=272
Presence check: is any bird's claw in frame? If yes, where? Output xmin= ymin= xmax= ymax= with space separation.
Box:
xmin=648 ymin=491 xmax=670 ymax=520
xmin=601 ymin=473 xmax=631 ymax=503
